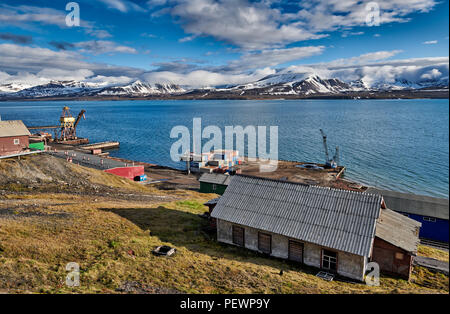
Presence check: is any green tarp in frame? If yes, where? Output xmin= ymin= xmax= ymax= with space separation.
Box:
xmin=29 ymin=142 xmax=45 ymax=151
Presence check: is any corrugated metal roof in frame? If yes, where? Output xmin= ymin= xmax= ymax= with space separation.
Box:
xmin=366 ymin=187 xmax=449 ymax=220
xmin=204 ymin=197 xmax=220 ymax=206
xmin=199 ymin=173 xmax=231 ymax=185
xmin=376 ymin=208 xmax=421 ymax=254
xmin=211 ymin=175 xmax=382 ymax=257
xmin=0 ymin=120 xmax=31 ymax=138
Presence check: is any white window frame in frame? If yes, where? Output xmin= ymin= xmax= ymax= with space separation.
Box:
xmin=212 ymin=184 xmax=217 ymax=191
xmin=13 ymin=138 xmax=20 ymax=145
xmin=423 ymin=216 xmax=436 ymax=222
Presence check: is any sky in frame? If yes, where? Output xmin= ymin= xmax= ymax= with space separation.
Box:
xmin=0 ymin=0 xmax=448 ymax=88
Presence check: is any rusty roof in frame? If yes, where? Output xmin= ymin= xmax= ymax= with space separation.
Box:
xmin=0 ymin=120 xmax=31 ymax=138
xmin=211 ymin=175 xmax=383 ymax=257
xmin=375 ymin=208 xmax=421 ymax=255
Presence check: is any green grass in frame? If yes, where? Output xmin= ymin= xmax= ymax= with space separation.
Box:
xmin=0 ymin=193 xmax=448 ymax=294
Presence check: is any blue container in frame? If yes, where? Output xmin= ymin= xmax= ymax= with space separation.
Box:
xmin=135 ymin=174 xmax=147 ymax=182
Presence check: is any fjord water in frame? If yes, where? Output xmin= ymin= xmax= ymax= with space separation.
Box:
xmin=1 ymin=99 xmax=448 ymax=198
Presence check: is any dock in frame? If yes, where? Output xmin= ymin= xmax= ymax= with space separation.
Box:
xmin=79 ymin=141 xmax=120 ymax=151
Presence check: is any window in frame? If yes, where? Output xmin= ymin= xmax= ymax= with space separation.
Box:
xmin=322 ymin=249 xmax=338 ymax=271
xmin=395 ymin=252 xmax=404 ymax=260
xmin=232 ymin=225 xmax=245 ymax=247
xmin=423 ymin=216 xmax=436 ymax=222
xmin=258 ymin=232 xmax=272 ymax=254
xmin=212 ymin=184 xmax=217 ymax=191
xmin=13 ymin=138 xmax=20 ymax=145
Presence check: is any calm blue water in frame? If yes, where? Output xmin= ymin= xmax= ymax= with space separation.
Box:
xmin=0 ymin=99 xmax=448 ymax=198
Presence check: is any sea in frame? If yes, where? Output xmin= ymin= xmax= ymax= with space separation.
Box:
xmin=0 ymin=99 xmax=448 ymax=198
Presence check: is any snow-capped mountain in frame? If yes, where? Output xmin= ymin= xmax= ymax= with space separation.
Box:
xmin=0 ymin=80 xmax=186 ymax=99
xmin=0 ymin=75 xmax=447 ymax=99
xmin=221 ymin=74 xmax=448 ymax=95
xmin=0 ymin=82 xmax=36 ymax=94
xmin=97 ymin=80 xmax=185 ymax=96
xmin=10 ymin=81 xmax=103 ymax=98
xmin=227 ymin=75 xmax=353 ymax=95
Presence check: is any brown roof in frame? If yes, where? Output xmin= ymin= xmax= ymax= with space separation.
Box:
xmin=375 ymin=208 xmax=421 ymax=255
xmin=0 ymin=120 xmax=31 ymax=138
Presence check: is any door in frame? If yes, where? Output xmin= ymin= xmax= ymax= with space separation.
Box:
xmin=258 ymin=232 xmax=272 ymax=254
xmin=232 ymin=225 xmax=245 ymax=247
xmin=289 ymin=240 xmax=304 ymax=263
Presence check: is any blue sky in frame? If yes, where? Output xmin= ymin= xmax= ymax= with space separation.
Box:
xmin=0 ymin=0 xmax=448 ymax=87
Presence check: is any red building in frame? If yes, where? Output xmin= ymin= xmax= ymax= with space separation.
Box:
xmin=0 ymin=120 xmax=31 ymax=156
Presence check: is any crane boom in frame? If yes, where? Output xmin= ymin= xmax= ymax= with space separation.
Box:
xmin=74 ymin=110 xmax=86 ymax=129
xmin=319 ymin=129 xmax=329 ymax=161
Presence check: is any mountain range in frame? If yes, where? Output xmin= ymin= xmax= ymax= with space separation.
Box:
xmin=0 ymin=74 xmax=448 ymax=100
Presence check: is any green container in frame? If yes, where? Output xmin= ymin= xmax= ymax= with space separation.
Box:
xmin=29 ymin=142 xmax=45 ymax=151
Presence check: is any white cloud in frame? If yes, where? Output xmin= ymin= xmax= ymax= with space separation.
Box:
xmin=142 ymin=67 xmax=276 ymax=88
xmin=149 ymin=0 xmax=438 ymax=49
xmin=228 ymin=46 xmax=325 ymax=70
xmin=96 ymin=0 xmax=147 ymax=13
xmin=423 ymin=40 xmax=438 ymax=44
xmin=0 ymin=43 xmax=144 ymax=86
xmin=0 ymin=4 xmax=111 ymax=39
xmin=74 ymin=41 xmax=138 ymax=54
xmin=283 ymin=55 xmax=449 ymax=88
xmin=36 ymin=69 xmax=95 ymax=81
xmin=421 ymin=68 xmax=442 ymax=79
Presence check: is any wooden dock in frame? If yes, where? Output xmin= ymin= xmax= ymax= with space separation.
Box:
xmin=80 ymin=141 xmax=120 ymax=151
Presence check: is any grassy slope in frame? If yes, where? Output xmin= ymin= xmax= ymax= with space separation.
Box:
xmin=0 ymin=156 xmax=448 ymax=294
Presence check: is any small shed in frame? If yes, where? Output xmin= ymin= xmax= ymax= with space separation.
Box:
xmin=0 ymin=120 xmax=31 ymax=156
xmin=199 ymin=173 xmax=231 ymax=195
xmin=372 ymin=208 xmax=421 ymax=279
xmin=366 ymin=188 xmax=448 ymax=243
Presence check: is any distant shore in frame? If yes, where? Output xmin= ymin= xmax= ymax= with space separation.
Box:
xmin=0 ymin=89 xmax=448 ymax=102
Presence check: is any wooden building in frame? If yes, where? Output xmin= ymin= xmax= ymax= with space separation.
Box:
xmin=211 ymin=175 xmax=421 ymax=281
xmin=0 ymin=120 xmax=31 ymax=156
xmin=372 ymin=208 xmax=421 ymax=279
xmin=199 ymin=173 xmax=231 ymax=195
xmin=366 ymin=187 xmax=448 ymax=243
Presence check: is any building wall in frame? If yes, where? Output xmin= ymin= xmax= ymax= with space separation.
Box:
xmin=371 ymin=237 xmax=412 ymax=280
xmin=216 ymin=219 xmax=366 ymax=281
xmin=0 ymin=135 xmax=29 ymax=156
xmin=399 ymin=212 xmax=448 ymax=243
xmin=200 ymin=182 xmax=227 ymax=195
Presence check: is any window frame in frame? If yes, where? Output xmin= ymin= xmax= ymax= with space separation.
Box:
xmin=423 ymin=216 xmax=436 ymax=222
xmin=212 ymin=184 xmax=217 ymax=191
xmin=321 ymin=249 xmax=338 ymax=272
xmin=13 ymin=138 xmax=20 ymax=145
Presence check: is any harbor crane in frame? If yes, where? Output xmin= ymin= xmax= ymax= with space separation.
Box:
xmin=319 ymin=129 xmax=339 ymax=169
xmin=58 ymin=106 xmax=86 ymax=141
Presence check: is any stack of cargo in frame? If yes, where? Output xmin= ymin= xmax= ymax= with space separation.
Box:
xmin=181 ymin=150 xmax=241 ymax=173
